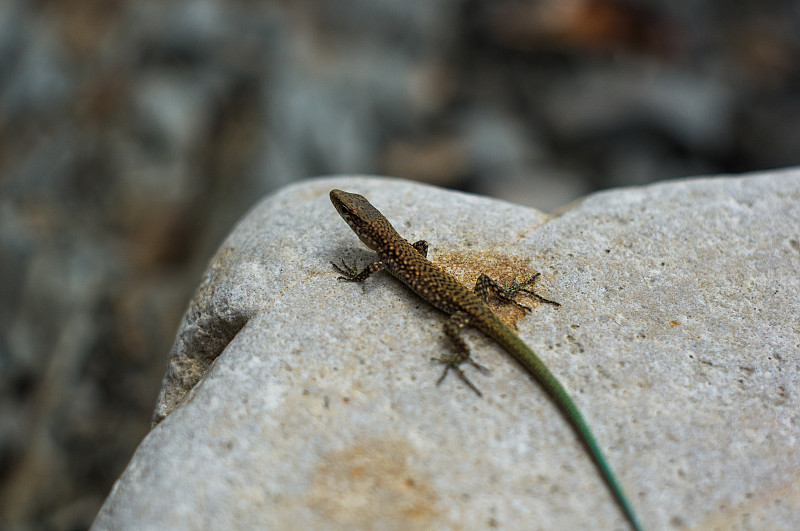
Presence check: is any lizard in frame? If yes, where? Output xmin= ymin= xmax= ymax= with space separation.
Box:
xmin=329 ymin=189 xmax=642 ymax=531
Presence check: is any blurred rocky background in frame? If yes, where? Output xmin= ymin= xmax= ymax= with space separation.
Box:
xmin=0 ymin=0 xmax=798 ymax=529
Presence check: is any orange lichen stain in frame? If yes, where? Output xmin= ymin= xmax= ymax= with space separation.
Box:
xmin=670 ymin=320 xmax=680 ymax=327
xmin=434 ymin=251 xmax=555 ymax=328
xmin=307 ymin=438 xmax=441 ymax=529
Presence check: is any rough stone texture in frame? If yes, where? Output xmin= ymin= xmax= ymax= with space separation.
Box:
xmin=95 ymin=171 xmax=799 ymax=530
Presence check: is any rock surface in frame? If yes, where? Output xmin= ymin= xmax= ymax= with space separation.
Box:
xmin=95 ymin=171 xmax=800 ymax=530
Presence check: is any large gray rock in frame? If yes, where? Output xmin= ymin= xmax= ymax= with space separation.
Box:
xmin=94 ymin=171 xmax=800 ymax=530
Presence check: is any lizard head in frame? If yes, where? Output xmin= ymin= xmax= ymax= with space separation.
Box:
xmin=330 ymin=189 xmax=394 ymax=251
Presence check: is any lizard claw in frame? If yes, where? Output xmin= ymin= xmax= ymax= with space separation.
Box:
xmin=431 ymin=354 xmax=486 ymax=396
xmin=331 ymin=259 xmax=359 ymax=281
xmin=502 ymin=273 xmax=559 ymax=309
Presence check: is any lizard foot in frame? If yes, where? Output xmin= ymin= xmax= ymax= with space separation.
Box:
xmin=330 ymin=259 xmax=360 ymax=281
xmin=431 ymin=353 xmax=488 ymax=397
xmin=492 ymin=273 xmax=560 ymax=311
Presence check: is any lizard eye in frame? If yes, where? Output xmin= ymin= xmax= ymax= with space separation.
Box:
xmin=339 ymin=205 xmax=351 ymax=216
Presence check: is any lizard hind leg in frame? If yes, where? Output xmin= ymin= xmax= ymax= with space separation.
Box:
xmin=474 ymin=273 xmax=560 ymax=311
xmin=431 ymin=311 xmax=489 ymax=397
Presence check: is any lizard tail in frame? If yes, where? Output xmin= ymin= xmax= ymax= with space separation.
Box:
xmin=494 ymin=324 xmax=644 ymax=531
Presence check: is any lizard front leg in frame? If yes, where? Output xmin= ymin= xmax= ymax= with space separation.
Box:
xmin=331 ymin=259 xmax=385 ymax=282
xmin=431 ymin=311 xmax=489 ymax=396
xmin=474 ymin=273 xmax=559 ymax=311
